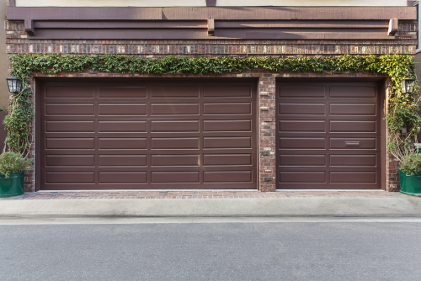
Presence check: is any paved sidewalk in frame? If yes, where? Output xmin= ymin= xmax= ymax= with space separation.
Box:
xmin=0 ymin=190 xmax=420 ymax=218
xmin=1 ymin=189 xmax=403 ymax=200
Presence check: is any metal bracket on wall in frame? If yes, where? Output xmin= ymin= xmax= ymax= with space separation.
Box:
xmin=260 ymin=151 xmax=270 ymax=156
xmin=263 ymin=177 xmax=273 ymax=182
xmin=207 ymin=19 xmax=215 ymax=36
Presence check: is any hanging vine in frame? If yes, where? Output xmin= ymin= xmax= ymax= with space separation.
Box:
xmin=5 ymin=54 xmax=420 ymax=160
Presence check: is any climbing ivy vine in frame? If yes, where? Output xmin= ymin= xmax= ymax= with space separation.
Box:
xmin=5 ymin=54 xmax=420 ymax=161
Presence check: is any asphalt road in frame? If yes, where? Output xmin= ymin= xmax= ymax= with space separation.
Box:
xmin=1 ymin=220 xmax=421 ymax=281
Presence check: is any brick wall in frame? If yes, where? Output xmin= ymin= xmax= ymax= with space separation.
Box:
xmin=4 ymin=20 xmax=416 ymax=192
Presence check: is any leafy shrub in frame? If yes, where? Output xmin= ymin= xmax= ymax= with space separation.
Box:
xmin=400 ymin=153 xmax=421 ymax=175
xmin=0 ymin=152 xmax=32 ymax=178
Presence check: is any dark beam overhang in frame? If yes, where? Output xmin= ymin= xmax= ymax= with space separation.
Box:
xmin=6 ymin=6 xmax=417 ymax=21
xmin=5 ymin=6 xmax=417 ymax=40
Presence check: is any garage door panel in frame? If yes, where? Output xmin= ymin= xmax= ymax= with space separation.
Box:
xmin=330 ymin=86 xmax=376 ymax=98
xmin=279 ymin=120 xmax=326 ymax=132
xmin=46 ymin=87 xmax=95 ymax=99
xmin=203 ymin=137 xmax=252 ymax=149
xmin=151 ymin=103 xmax=199 ymax=115
xmin=330 ymin=138 xmax=377 ymax=149
xmin=204 ymin=154 xmax=252 ymax=166
xmin=98 ymin=155 xmax=147 ymax=167
xmin=330 ymin=172 xmax=377 ymax=184
xmin=152 ymin=172 xmax=200 ymax=183
xmin=151 ymin=86 xmax=200 ymax=98
xmin=279 ymin=86 xmax=325 ymax=98
xmin=279 ymin=155 xmax=326 ymax=166
xmin=280 ymin=172 xmax=326 ymax=183
xmin=98 ymin=104 xmax=147 ymax=116
xmin=330 ymin=104 xmax=376 ymax=115
xmin=277 ymin=81 xmax=380 ymax=189
xmin=46 ymin=103 xmax=95 ymax=115
xmin=98 ymin=121 xmax=147 ymax=133
xmin=279 ymin=103 xmax=326 ymax=115
xmin=46 ymin=155 xmax=95 ymax=167
xmin=99 ymin=87 xmax=147 ymax=99
xmin=330 ymin=155 xmax=377 ymax=167
xmin=203 ymin=86 xmax=252 ymax=98
xmin=98 ymin=138 xmax=147 ymax=150
xmin=151 ymin=121 xmax=199 ymax=132
xmin=279 ymin=138 xmax=326 ymax=149
xmin=46 ymin=138 xmax=95 ymax=150
xmin=99 ymin=172 xmax=147 ymax=183
xmin=204 ymin=171 xmax=252 ymax=182
xmin=330 ymin=121 xmax=376 ymax=133
xmin=204 ymin=120 xmax=252 ymax=131
xmin=151 ymin=138 xmax=199 ymax=149
xmin=151 ymin=155 xmax=200 ymax=167
xmin=203 ymin=103 xmax=252 ymax=115
xmin=46 ymin=121 xmax=95 ymax=133
xmin=46 ymin=172 xmax=95 ymax=183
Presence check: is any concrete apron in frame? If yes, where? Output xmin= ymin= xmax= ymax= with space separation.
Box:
xmin=1 ymin=197 xmax=421 ymax=217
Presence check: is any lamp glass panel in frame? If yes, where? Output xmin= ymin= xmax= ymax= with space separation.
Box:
xmin=408 ymin=79 xmax=416 ymax=93
xmin=6 ymin=78 xmax=22 ymax=93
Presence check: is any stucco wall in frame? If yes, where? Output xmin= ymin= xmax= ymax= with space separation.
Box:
xmin=15 ymin=0 xmax=408 ymax=7
xmin=0 ymin=0 xmax=8 ymax=109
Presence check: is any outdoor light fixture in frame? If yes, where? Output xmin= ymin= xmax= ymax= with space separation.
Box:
xmin=401 ymin=78 xmax=416 ymax=94
xmin=401 ymin=126 xmax=408 ymax=135
xmin=6 ymin=77 xmax=22 ymax=94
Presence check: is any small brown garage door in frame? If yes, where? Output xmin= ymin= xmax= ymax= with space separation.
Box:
xmin=40 ymin=79 xmax=257 ymax=190
xmin=277 ymin=81 xmax=381 ymax=189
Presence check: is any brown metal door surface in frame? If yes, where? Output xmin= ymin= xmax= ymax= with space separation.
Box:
xmin=40 ymin=79 xmax=257 ymax=190
xmin=276 ymin=81 xmax=381 ymax=189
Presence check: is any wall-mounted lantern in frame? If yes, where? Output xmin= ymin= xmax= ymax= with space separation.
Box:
xmin=6 ymin=77 xmax=22 ymax=94
xmin=401 ymin=78 xmax=416 ymax=94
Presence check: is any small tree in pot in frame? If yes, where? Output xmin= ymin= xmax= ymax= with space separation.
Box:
xmin=0 ymin=152 xmax=32 ymax=197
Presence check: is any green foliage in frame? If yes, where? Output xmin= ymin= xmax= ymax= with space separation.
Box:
xmin=400 ymin=153 xmax=421 ymax=175
xmin=0 ymin=152 xmax=32 ymax=178
xmin=6 ymin=54 xmax=420 ymax=158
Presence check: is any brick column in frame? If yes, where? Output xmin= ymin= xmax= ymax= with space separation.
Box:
xmin=258 ymin=75 xmax=276 ymax=192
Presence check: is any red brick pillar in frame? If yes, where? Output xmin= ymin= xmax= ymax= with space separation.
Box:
xmin=258 ymin=75 xmax=276 ymax=192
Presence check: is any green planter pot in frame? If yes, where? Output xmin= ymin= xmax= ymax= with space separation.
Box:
xmin=399 ymin=169 xmax=421 ymax=197
xmin=0 ymin=171 xmax=24 ymax=197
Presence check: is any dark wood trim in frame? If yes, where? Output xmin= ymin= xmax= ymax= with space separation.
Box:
xmin=6 ymin=6 xmax=417 ymax=21
xmin=380 ymin=80 xmax=387 ymax=191
xmin=32 ymin=20 xmax=389 ymax=30
xmin=24 ymin=19 xmax=34 ymax=36
xmin=388 ymin=18 xmax=399 ymax=35
xmin=35 ymin=78 xmax=41 ymax=192
xmin=206 ymin=0 xmax=216 ymax=7
xmin=207 ymin=19 xmax=214 ymax=36
xmin=26 ymin=28 xmax=396 ymax=40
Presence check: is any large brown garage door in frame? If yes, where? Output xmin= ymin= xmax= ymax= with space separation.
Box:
xmin=40 ymin=79 xmax=257 ymax=190
xmin=277 ymin=81 xmax=381 ymax=189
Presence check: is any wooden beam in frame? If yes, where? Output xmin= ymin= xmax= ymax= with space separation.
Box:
xmin=24 ymin=19 xmax=34 ymax=36
xmin=388 ymin=18 xmax=399 ymax=36
xmin=6 ymin=7 xmax=417 ymax=21
xmin=207 ymin=19 xmax=214 ymax=36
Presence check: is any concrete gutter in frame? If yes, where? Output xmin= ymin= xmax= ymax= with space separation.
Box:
xmin=1 ymin=196 xmax=421 ymax=217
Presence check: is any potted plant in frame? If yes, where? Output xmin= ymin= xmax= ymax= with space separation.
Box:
xmin=0 ymin=152 xmax=32 ymax=197
xmin=398 ymin=152 xmax=421 ymax=196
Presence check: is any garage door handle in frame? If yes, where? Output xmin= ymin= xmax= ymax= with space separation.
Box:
xmin=345 ymin=141 xmax=360 ymax=147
